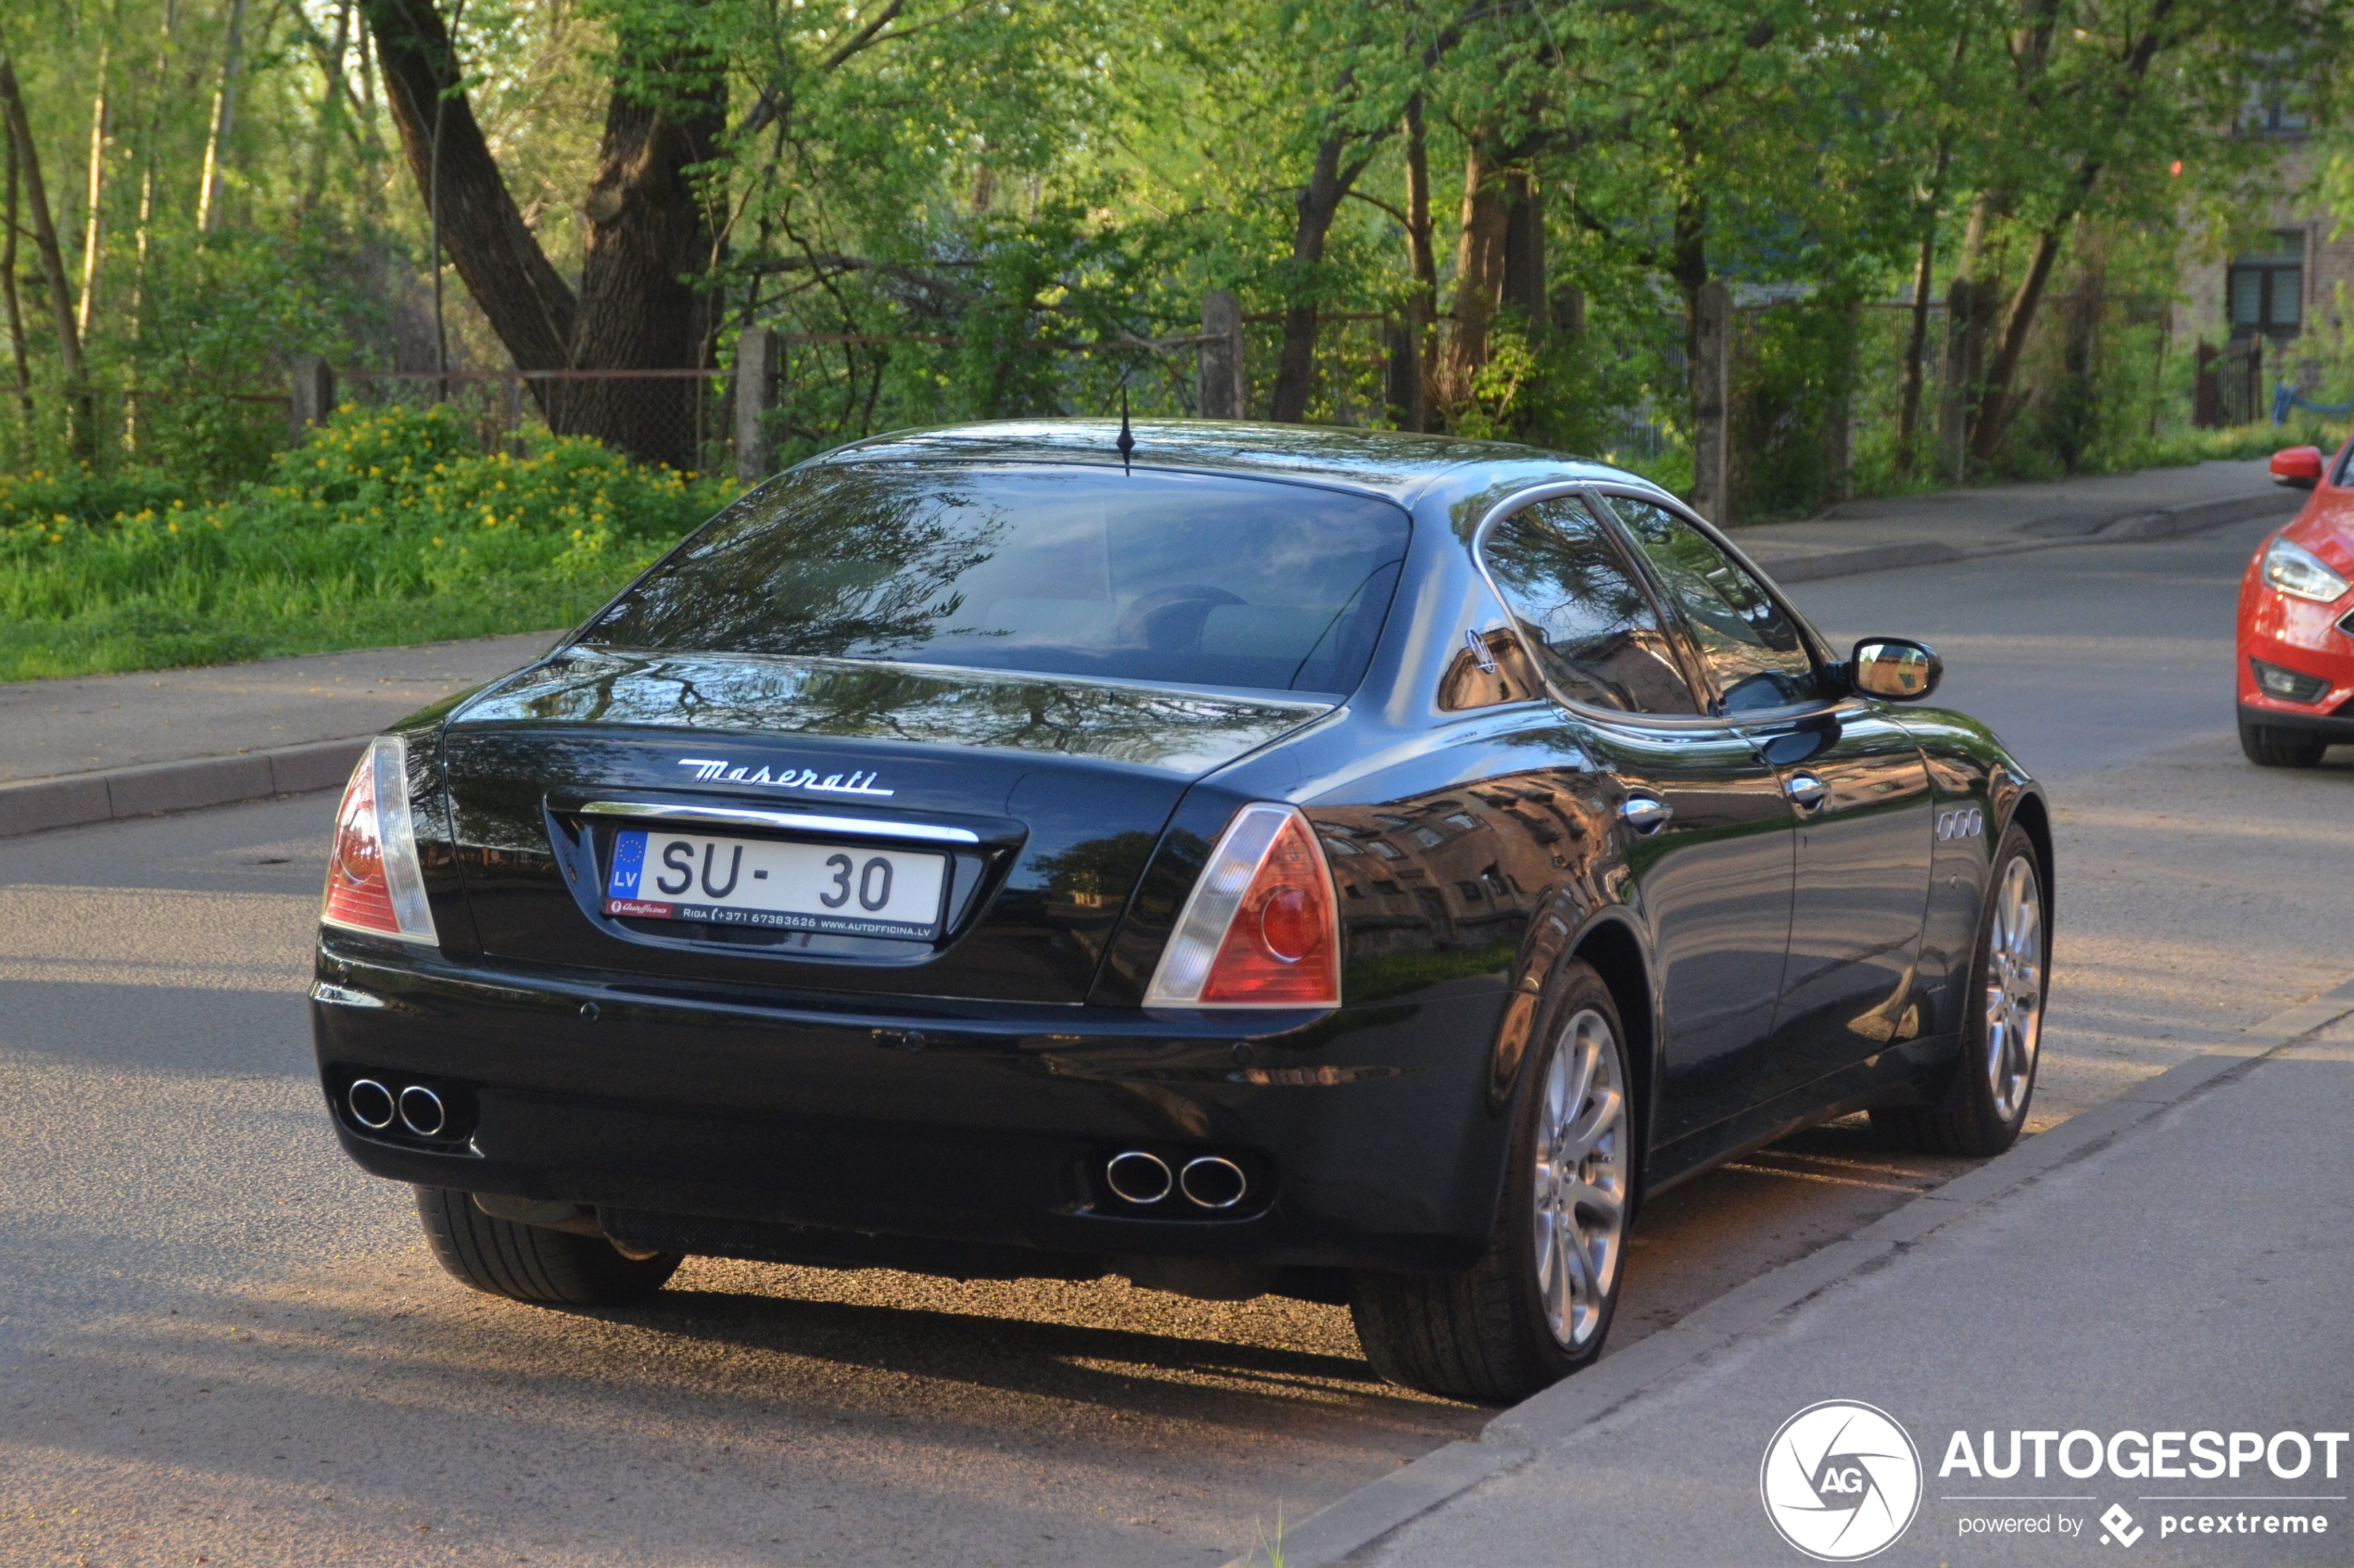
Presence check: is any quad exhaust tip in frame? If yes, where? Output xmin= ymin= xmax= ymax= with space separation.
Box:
xmin=1105 ymin=1150 xmax=1173 ymax=1206
xmin=1179 ymin=1155 xmax=1247 ymax=1210
xmin=399 ymin=1084 xmax=448 ymax=1138
xmin=347 ymin=1079 xmax=396 ymax=1131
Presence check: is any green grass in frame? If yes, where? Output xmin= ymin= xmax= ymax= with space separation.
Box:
xmin=0 ymin=406 xmax=734 ymax=683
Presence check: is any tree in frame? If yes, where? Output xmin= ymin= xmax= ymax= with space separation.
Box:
xmin=1953 ymin=0 xmax=2335 ymax=462
xmin=365 ymin=0 xmax=714 ymax=462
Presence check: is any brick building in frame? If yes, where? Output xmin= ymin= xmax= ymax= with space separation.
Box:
xmin=2172 ymin=100 xmax=2354 ymax=420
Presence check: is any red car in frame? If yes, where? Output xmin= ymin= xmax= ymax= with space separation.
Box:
xmin=2239 ymin=440 xmax=2354 ymax=766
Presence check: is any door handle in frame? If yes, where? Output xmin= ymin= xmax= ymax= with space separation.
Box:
xmin=1785 ymin=773 xmax=1829 ymax=810
xmin=1619 ymin=796 xmax=1673 ymax=835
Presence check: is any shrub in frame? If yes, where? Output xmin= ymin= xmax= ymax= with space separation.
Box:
xmin=0 ymin=405 xmax=735 ymax=681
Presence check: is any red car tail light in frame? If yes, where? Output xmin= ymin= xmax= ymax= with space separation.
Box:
xmin=1146 ymin=803 xmax=1340 ymax=1008
xmin=322 ymin=737 xmax=439 ymax=945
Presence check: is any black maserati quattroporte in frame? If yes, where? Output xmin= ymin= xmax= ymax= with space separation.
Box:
xmin=312 ymin=421 xmax=2051 ymax=1401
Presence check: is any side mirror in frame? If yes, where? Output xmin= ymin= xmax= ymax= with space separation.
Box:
xmin=2272 ymin=447 xmax=2325 ymax=490
xmin=1850 ymin=638 xmax=1943 ymax=702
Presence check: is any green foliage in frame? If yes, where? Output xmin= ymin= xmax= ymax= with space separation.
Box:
xmin=0 ymin=406 xmax=731 ymax=680
xmin=1730 ymin=306 xmax=1861 ymax=519
xmin=1 ymin=0 xmax=2348 ymax=637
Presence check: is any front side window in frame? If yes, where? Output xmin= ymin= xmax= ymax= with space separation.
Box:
xmin=1604 ymin=498 xmax=1824 ymax=714
xmin=582 ymin=465 xmax=1411 ymax=697
xmin=1477 ymin=498 xmax=1699 ymax=715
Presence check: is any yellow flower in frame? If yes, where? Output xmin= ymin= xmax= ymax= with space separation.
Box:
xmin=168 ymin=521 xmax=180 ymax=535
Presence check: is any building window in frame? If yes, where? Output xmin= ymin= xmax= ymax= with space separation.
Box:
xmin=2229 ymin=233 xmax=2304 ymax=341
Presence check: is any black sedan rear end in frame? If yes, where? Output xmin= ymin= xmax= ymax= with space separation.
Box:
xmin=311 ymin=419 xmax=2049 ymax=1402
xmin=313 ymin=432 xmax=1488 ymax=1283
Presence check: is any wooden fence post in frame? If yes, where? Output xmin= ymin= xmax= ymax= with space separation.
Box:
xmin=1198 ymin=291 xmax=1244 ymax=419
xmin=1690 ymin=281 xmax=1732 ymax=524
xmin=736 ymin=326 xmax=778 ymax=485
xmin=2193 ymin=342 xmax=2220 ymax=429
xmin=288 ymin=357 xmax=335 ymax=442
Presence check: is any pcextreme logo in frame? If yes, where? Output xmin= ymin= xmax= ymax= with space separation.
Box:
xmin=1761 ymin=1400 xmax=1925 ymax=1562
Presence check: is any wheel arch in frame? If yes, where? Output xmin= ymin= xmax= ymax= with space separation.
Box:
xmin=1568 ymin=914 xmax=1655 ymax=1215
xmin=2002 ymin=786 xmax=2056 ymax=929
xmin=1483 ymin=895 xmax=1657 ymax=1183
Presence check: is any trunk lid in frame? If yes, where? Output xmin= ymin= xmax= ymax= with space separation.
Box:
xmin=438 ymin=649 xmax=1330 ymax=1004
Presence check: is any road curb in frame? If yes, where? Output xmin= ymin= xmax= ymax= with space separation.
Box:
xmin=1231 ymin=976 xmax=2354 ymax=1568
xmin=0 ymin=737 xmax=366 ymax=840
xmin=1760 ymin=487 xmax=2298 ymax=584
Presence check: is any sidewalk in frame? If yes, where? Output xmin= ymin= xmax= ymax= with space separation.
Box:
xmin=0 ymin=632 xmax=555 ymax=836
xmin=1731 ymin=457 xmax=2297 ymax=581
xmin=1253 ymin=984 xmax=2354 ymax=1567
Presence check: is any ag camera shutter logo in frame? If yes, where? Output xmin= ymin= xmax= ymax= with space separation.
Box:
xmin=1761 ymin=1400 xmax=1924 ymax=1561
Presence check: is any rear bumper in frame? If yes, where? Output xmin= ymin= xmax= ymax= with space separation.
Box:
xmin=310 ymin=933 xmax=1512 ymax=1276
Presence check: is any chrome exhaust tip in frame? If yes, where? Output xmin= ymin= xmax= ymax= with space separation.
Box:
xmin=1104 ymin=1150 xmax=1173 ymax=1206
xmin=1179 ymin=1155 xmax=1247 ymax=1210
xmin=398 ymin=1084 xmax=448 ymax=1138
xmin=347 ymin=1079 xmax=396 ymax=1132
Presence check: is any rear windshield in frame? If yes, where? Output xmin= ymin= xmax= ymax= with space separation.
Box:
xmin=580 ymin=464 xmax=1412 ymax=697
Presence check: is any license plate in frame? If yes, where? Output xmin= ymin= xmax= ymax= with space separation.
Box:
xmin=602 ymin=828 xmax=948 ymax=940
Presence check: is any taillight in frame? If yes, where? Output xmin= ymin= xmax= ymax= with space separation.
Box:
xmin=322 ymin=737 xmax=438 ymax=946
xmin=1145 ymin=803 xmax=1340 ymax=1008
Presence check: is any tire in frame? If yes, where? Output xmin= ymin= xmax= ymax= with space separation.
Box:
xmin=1349 ymin=960 xmax=1634 ymax=1403
xmin=2239 ymin=717 xmax=2327 ymax=768
xmin=414 ymin=1186 xmax=682 ymax=1306
xmin=1872 ymin=822 xmax=2048 ymax=1158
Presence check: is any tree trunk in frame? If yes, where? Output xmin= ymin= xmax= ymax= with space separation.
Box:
xmin=1668 ymin=177 xmax=1710 ymax=444
xmin=4 ymin=117 xmax=32 ymax=419
xmin=0 ymin=58 xmax=91 ymax=451
xmin=366 ymin=0 xmax=576 ymax=383
xmin=1501 ymin=177 xmax=1545 ymax=333
xmin=0 ymin=60 xmax=83 ymax=381
xmin=1270 ymin=134 xmax=1354 ymax=424
xmin=1895 ymin=216 xmax=1937 ymax=474
xmin=1436 ymin=145 xmax=1512 ymax=415
xmin=1399 ymin=93 xmax=1435 ymax=432
xmin=1968 ymin=221 xmax=2068 ymax=462
xmin=123 ymin=0 xmax=176 ymax=450
xmin=305 ymin=3 xmax=351 ymax=209
xmin=196 ymin=0 xmax=247 ymax=232
xmin=1894 ymin=142 xmax=1952 ymax=474
xmin=567 ymin=61 xmax=728 ymax=467
xmin=76 ymin=19 xmax=115 ymax=341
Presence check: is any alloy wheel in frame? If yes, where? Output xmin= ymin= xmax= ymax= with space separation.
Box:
xmin=1532 ymin=1007 xmax=1629 ymax=1348
xmin=1983 ymin=854 xmax=2044 ymax=1122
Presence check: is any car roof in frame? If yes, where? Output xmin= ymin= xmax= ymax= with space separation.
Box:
xmin=810 ymin=419 xmax=1649 ymax=508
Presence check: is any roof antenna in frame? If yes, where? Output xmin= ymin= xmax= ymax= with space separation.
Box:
xmin=1115 ymin=380 xmax=1135 ymax=474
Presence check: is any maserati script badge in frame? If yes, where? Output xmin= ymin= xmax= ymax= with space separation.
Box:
xmin=676 ymin=757 xmax=895 ymax=796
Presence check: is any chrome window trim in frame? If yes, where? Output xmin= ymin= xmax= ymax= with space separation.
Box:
xmin=574 ymin=800 xmax=982 ymax=845
xmin=1578 ymin=484 xmax=1854 ymax=725
xmin=1466 ymin=479 xmax=1736 ymax=732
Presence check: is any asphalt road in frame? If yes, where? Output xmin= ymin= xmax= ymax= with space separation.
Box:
xmin=6 ymin=512 xmax=2351 ymax=1568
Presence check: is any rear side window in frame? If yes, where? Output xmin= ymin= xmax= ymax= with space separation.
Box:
xmin=1478 ymin=498 xmax=1699 ymax=715
xmin=582 ymin=466 xmax=1411 ymax=697
xmin=1604 ymin=498 xmax=1823 ymax=713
